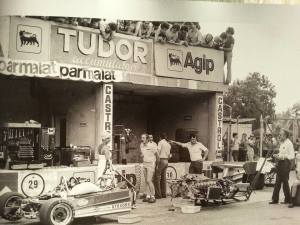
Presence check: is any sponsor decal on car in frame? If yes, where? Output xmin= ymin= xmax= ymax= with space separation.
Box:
xmin=111 ymin=202 xmax=131 ymax=209
xmin=76 ymin=198 xmax=89 ymax=207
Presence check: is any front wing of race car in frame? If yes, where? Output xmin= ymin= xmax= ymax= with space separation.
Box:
xmin=71 ymin=188 xmax=132 ymax=218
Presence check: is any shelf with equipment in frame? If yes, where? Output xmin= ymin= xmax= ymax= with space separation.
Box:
xmin=0 ymin=122 xmax=56 ymax=169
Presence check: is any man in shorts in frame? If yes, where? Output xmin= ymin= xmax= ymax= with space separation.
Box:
xmin=140 ymin=134 xmax=159 ymax=203
xmin=220 ymin=27 xmax=235 ymax=84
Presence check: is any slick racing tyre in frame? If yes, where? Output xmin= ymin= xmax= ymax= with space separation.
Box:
xmin=0 ymin=192 xmax=24 ymax=221
xmin=39 ymin=199 xmax=75 ymax=225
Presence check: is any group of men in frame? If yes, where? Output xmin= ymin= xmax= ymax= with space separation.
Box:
xmin=230 ymin=132 xmax=256 ymax=162
xmin=98 ymin=128 xmax=300 ymax=208
xmin=140 ymin=133 xmax=209 ymax=203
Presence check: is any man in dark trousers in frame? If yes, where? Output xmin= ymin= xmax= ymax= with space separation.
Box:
xmin=154 ymin=133 xmax=171 ymax=199
xmin=171 ymin=134 xmax=208 ymax=174
xmin=270 ymin=129 xmax=295 ymax=204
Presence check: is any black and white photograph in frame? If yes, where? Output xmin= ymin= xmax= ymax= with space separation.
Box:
xmin=0 ymin=0 xmax=300 ymax=225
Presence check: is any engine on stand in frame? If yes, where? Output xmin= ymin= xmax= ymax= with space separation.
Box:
xmin=168 ymin=174 xmax=251 ymax=206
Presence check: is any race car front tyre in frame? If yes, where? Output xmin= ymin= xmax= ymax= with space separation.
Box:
xmin=0 ymin=192 xmax=24 ymax=221
xmin=39 ymin=198 xmax=75 ymax=225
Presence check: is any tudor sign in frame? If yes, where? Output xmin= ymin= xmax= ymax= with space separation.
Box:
xmin=51 ymin=26 xmax=153 ymax=75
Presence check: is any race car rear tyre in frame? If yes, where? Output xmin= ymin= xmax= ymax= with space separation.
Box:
xmin=0 ymin=192 xmax=24 ymax=221
xmin=39 ymin=199 xmax=75 ymax=225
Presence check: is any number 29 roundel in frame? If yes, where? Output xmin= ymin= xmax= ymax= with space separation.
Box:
xmin=21 ymin=173 xmax=45 ymax=197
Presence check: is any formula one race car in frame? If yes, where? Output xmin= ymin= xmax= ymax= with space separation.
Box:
xmin=168 ymin=174 xmax=252 ymax=206
xmin=0 ymin=165 xmax=136 ymax=225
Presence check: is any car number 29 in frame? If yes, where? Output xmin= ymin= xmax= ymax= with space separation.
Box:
xmin=21 ymin=173 xmax=45 ymax=197
xmin=29 ymin=179 xmax=38 ymax=189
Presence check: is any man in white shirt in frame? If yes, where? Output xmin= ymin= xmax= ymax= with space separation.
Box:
xmin=172 ymin=134 xmax=208 ymax=174
xmin=140 ymin=134 xmax=159 ymax=203
xmin=270 ymin=129 xmax=295 ymax=204
xmin=154 ymin=133 xmax=171 ymax=199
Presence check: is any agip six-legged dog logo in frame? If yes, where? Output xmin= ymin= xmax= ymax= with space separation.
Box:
xmin=17 ymin=25 xmax=42 ymax=53
xmin=19 ymin=30 xmax=39 ymax=47
xmin=167 ymin=49 xmax=183 ymax=72
xmin=169 ymin=53 xmax=181 ymax=66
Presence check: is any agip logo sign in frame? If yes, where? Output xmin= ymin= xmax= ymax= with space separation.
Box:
xmin=16 ymin=25 xmax=42 ymax=53
xmin=167 ymin=49 xmax=183 ymax=72
xmin=167 ymin=48 xmax=214 ymax=75
xmin=9 ymin=17 xmax=50 ymax=61
xmin=155 ymin=43 xmax=224 ymax=82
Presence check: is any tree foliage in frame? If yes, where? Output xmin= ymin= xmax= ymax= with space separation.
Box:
xmin=224 ymin=72 xmax=277 ymax=128
xmin=274 ymin=101 xmax=300 ymax=134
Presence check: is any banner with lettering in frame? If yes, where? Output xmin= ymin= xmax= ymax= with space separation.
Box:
xmin=50 ymin=25 xmax=153 ymax=75
xmin=154 ymin=43 xmax=224 ymax=82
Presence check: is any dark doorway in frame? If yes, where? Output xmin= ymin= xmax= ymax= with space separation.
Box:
xmin=60 ymin=118 xmax=66 ymax=147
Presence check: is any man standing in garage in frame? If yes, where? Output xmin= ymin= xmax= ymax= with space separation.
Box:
xmin=155 ymin=133 xmax=171 ymax=199
xmin=171 ymin=134 xmax=209 ymax=174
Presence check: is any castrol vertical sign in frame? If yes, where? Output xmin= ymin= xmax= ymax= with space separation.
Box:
xmin=216 ymin=95 xmax=223 ymax=151
xmin=103 ymin=83 xmax=113 ymax=149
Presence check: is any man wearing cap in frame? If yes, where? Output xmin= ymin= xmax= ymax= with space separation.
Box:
xmin=270 ymin=129 xmax=295 ymax=204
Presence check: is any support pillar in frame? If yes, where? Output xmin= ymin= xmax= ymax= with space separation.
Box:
xmin=94 ymin=83 xmax=113 ymax=159
xmin=208 ymin=92 xmax=223 ymax=161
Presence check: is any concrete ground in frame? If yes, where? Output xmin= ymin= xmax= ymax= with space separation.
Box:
xmin=1 ymin=176 xmax=299 ymax=225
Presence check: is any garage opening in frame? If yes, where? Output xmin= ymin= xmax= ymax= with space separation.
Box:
xmin=112 ymin=83 xmax=213 ymax=164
